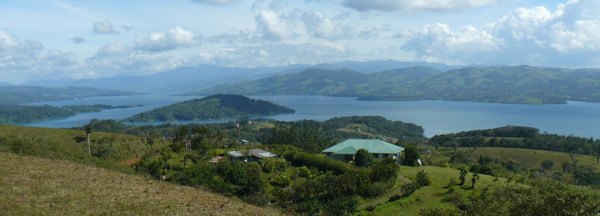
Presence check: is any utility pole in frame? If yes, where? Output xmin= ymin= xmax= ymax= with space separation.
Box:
xmin=237 ymin=122 xmax=240 ymax=143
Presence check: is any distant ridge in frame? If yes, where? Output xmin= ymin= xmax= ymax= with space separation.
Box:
xmin=123 ymin=94 xmax=296 ymax=122
xmin=22 ymin=60 xmax=463 ymax=93
xmin=184 ymin=65 xmax=600 ymax=104
xmin=0 ymin=86 xmax=141 ymax=105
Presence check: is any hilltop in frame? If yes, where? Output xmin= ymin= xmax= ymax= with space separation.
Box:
xmin=123 ymin=94 xmax=296 ymax=122
xmin=187 ymin=65 xmax=600 ymax=104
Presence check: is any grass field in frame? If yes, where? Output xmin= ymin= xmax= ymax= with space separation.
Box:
xmin=454 ymin=147 xmax=600 ymax=172
xmin=0 ymin=152 xmax=281 ymax=216
xmin=362 ymin=165 xmax=520 ymax=215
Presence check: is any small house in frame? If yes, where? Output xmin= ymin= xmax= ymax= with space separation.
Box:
xmin=227 ymin=148 xmax=277 ymax=162
xmin=321 ymin=139 xmax=404 ymax=163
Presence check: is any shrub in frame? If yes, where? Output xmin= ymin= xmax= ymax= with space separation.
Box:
xmin=416 ymin=170 xmax=432 ymax=187
xmin=270 ymin=174 xmax=291 ymax=187
xmin=402 ymin=145 xmax=420 ymax=166
xmin=298 ymin=166 xmax=311 ymax=178
xmin=355 ymin=149 xmax=373 ymax=167
xmin=388 ymin=194 xmax=402 ymax=202
xmin=365 ymin=205 xmax=377 ymax=212
xmin=288 ymin=152 xmax=352 ymax=175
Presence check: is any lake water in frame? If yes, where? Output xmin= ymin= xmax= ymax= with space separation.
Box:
xmin=19 ymin=94 xmax=600 ymax=138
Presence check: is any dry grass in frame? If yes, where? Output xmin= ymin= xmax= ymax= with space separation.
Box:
xmin=0 ymin=152 xmax=282 ymax=216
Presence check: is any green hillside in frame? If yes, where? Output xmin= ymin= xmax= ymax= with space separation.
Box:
xmin=187 ymin=65 xmax=600 ymax=104
xmin=123 ymin=94 xmax=296 ymax=122
xmin=0 ymin=104 xmax=144 ymax=124
xmin=0 ymin=86 xmax=141 ymax=105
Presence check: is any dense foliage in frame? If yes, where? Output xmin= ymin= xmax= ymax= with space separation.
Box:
xmin=123 ymin=94 xmax=295 ymax=122
xmin=0 ymin=86 xmax=139 ymax=105
xmin=0 ymin=105 xmax=74 ymax=124
xmin=429 ymin=126 xmax=600 ymax=156
xmin=191 ymin=66 xmax=600 ymax=104
xmin=63 ymin=104 xmax=143 ymax=113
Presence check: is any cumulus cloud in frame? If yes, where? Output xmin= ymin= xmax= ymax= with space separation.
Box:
xmin=0 ymin=31 xmax=84 ymax=83
xmin=399 ymin=0 xmax=600 ymax=67
xmin=134 ymin=26 xmax=200 ymax=52
xmin=86 ymin=42 xmax=183 ymax=76
xmin=255 ymin=10 xmax=300 ymax=41
xmin=71 ymin=36 xmax=85 ymax=44
xmin=342 ymin=0 xmax=502 ymax=13
xmin=191 ymin=0 xmax=240 ymax=5
xmin=93 ymin=21 xmax=119 ymax=34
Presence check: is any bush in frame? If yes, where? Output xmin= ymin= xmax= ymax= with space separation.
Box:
xmin=416 ymin=170 xmax=432 ymax=187
xmin=287 ymin=152 xmax=352 ymax=175
xmin=365 ymin=205 xmax=377 ymax=212
xmin=388 ymin=194 xmax=402 ymax=202
xmin=298 ymin=166 xmax=311 ymax=178
xmin=270 ymin=174 xmax=291 ymax=187
xmin=402 ymin=145 xmax=420 ymax=166
xmin=355 ymin=149 xmax=373 ymax=167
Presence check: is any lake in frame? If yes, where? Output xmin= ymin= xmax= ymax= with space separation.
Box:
xmin=20 ymin=94 xmax=600 ymax=138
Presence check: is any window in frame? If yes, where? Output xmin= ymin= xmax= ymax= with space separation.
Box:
xmin=372 ymin=153 xmax=379 ymax=158
xmin=383 ymin=154 xmax=389 ymax=158
xmin=326 ymin=152 xmax=331 ymax=156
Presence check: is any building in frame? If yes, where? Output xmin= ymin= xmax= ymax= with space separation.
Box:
xmin=321 ymin=139 xmax=404 ymax=163
xmin=227 ymin=148 xmax=277 ymax=162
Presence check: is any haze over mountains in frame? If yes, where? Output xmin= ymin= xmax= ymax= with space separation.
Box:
xmin=22 ymin=60 xmax=463 ymax=93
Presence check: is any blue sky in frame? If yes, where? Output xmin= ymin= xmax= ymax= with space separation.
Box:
xmin=0 ymin=0 xmax=598 ymax=83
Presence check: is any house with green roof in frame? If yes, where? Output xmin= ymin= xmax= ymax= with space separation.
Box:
xmin=321 ymin=139 xmax=404 ymax=163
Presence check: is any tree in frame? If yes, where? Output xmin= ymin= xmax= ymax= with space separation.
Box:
xmin=84 ymin=124 xmax=93 ymax=155
xmin=458 ymin=166 xmax=468 ymax=186
xmin=540 ymin=160 xmax=555 ymax=171
xmin=471 ymin=173 xmax=479 ymax=189
xmin=354 ymin=149 xmax=373 ymax=168
xmin=402 ymin=145 xmax=420 ymax=166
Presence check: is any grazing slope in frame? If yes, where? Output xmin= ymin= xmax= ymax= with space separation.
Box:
xmin=0 ymin=86 xmax=141 ymax=105
xmin=123 ymin=94 xmax=296 ymax=122
xmin=190 ymin=66 xmax=600 ymax=104
xmin=0 ymin=153 xmax=280 ymax=216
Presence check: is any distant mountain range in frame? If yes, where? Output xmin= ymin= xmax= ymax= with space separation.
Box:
xmin=0 ymin=86 xmax=140 ymax=105
xmin=22 ymin=60 xmax=464 ymax=93
xmin=185 ymin=65 xmax=600 ymax=104
xmin=0 ymin=82 xmax=13 ymax=86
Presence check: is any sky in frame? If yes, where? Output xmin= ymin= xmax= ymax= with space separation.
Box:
xmin=1 ymin=0 xmax=599 ymax=84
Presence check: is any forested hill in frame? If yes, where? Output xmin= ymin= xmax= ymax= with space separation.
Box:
xmin=186 ymin=65 xmax=600 ymax=104
xmin=122 ymin=94 xmax=296 ymax=122
xmin=0 ymin=86 xmax=141 ymax=105
xmin=0 ymin=104 xmax=145 ymax=124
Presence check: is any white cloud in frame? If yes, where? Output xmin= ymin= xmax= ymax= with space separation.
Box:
xmin=93 ymin=21 xmax=119 ymax=34
xmin=255 ymin=10 xmax=300 ymax=41
xmin=342 ymin=0 xmax=502 ymax=13
xmin=71 ymin=36 xmax=85 ymax=44
xmin=86 ymin=42 xmax=184 ymax=77
xmin=134 ymin=26 xmax=200 ymax=52
xmin=192 ymin=43 xmax=355 ymax=67
xmin=191 ymin=0 xmax=240 ymax=5
xmin=0 ymin=31 xmax=84 ymax=83
xmin=400 ymin=0 xmax=600 ymax=67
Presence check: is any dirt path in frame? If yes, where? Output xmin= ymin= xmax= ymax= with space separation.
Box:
xmin=119 ymin=156 xmax=142 ymax=166
xmin=358 ymin=175 xmax=412 ymax=209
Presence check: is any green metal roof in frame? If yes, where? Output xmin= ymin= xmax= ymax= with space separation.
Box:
xmin=322 ymin=139 xmax=404 ymax=154
xmin=334 ymin=146 xmax=358 ymax=155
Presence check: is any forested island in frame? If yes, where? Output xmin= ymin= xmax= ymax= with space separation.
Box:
xmin=0 ymin=86 xmax=141 ymax=105
xmin=187 ymin=65 xmax=600 ymax=104
xmin=0 ymin=104 xmax=144 ymax=124
xmin=122 ymin=94 xmax=296 ymax=122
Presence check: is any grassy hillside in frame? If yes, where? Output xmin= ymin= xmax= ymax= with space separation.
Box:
xmin=187 ymin=65 xmax=600 ymax=104
xmin=0 ymin=152 xmax=281 ymax=215
xmin=456 ymin=147 xmax=600 ymax=173
xmin=363 ymin=165 xmax=515 ymax=215
xmin=123 ymin=94 xmax=296 ymax=122
xmin=0 ymin=86 xmax=141 ymax=105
